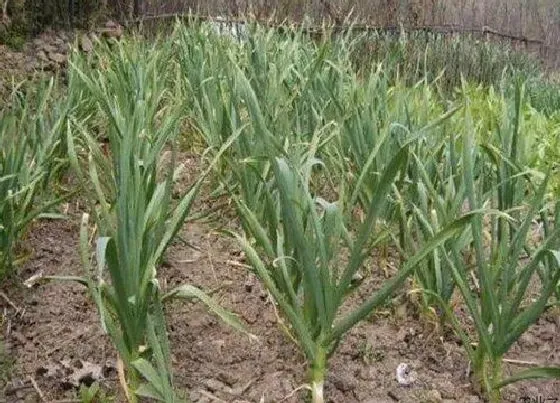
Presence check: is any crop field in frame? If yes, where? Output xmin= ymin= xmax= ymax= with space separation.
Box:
xmin=1 ymin=18 xmax=560 ymax=403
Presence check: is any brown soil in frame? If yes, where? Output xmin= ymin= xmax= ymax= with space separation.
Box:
xmin=0 ymin=40 xmax=559 ymax=403
xmin=1 ymin=179 xmax=559 ymax=403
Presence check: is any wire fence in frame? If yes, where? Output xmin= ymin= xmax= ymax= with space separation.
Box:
xmin=15 ymin=0 xmax=560 ymax=68
xmin=132 ymin=0 xmax=560 ymax=69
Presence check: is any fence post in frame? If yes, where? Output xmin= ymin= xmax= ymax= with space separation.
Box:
xmin=68 ymin=0 xmax=73 ymax=28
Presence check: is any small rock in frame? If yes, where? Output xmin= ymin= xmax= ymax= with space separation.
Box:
xmin=48 ymin=52 xmax=66 ymax=64
xmin=263 ymin=309 xmax=276 ymax=324
xmin=217 ymin=370 xmax=238 ymax=387
xmin=80 ymin=33 xmax=93 ymax=52
xmin=424 ymin=389 xmax=442 ymax=403
xmin=396 ymin=362 xmax=416 ymax=385
xmin=388 ymin=388 xmax=405 ymax=401
xmin=189 ymin=389 xmax=202 ymax=402
xmin=358 ymin=367 xmax=372 ymax=381
xmin=241 ymin=306 xmax=258 ymax=324
xmin=330 ymin=372 xmax=356 ymax=392
xmin=42 ymin=43 xmax=57 ymax=53
xmin=37 ymin=50 xmax=49 ymax=63
xmin=203 ymin=378 xmax=230 ymax=394
xmin=99 ymin=21 xmax=123 ymax=39
xmin=107 ymin=27 xmax=123 ymax=39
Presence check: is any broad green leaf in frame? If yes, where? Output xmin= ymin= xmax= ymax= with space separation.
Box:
xmin=132 ymin=358 xmax=165 ymax=397
xmin=495 ymin=367 xmax=560 ymax=388
xmin=331 ymin=213 xmax=474 ymax=344
xmin=135 ymin=383 xmax=165 ymax=401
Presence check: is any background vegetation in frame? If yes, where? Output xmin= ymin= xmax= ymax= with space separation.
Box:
xmin=1 ymin=4 xmax=560 ymax=402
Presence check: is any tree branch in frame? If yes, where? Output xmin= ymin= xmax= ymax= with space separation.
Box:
xmin=318 ymin=0 xmax=342 ymax=25
xmin=2 ymin=0 xmax=10 ymax=26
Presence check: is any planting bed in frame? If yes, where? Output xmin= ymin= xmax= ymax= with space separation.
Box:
xmin=2 ymin=20 xmax=560 ymax=403
xmin=2 ymin=162 xmax=559 ymax=403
